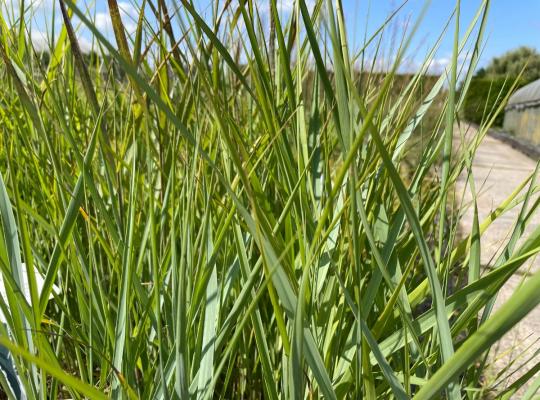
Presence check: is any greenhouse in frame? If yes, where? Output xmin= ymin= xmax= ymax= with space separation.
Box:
xmin=504 ymin=78 xmax=540 ymax=143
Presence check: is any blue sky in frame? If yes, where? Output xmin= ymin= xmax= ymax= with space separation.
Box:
xmin=3 ymin=0 xmax=540 ymax=73
xmin=343 ymin=0 xmax=540 ymax=71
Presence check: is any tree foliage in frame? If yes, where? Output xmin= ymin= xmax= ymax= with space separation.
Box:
xmin=462 ymin=77 xmax=524 ymax=126
xmin=476 ymin=46 xmax=540 ymax=83
xmin=463 ymin=47 xmax=540 ymax=125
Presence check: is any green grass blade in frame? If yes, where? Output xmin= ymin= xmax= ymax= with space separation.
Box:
xmin=413 ymin=269 xmax=540 ymax=400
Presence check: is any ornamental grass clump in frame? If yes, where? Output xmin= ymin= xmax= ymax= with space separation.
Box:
xmin=0 ymin=0 xmax=538 ymax=398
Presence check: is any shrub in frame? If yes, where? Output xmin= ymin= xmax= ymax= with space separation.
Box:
xmin=478 ymin=46 xmax=540 ymax=83
xmin=462 ymin=77 xmax=527 ymax=126
xmin=0 ymin=1 xmax=539 ymax=399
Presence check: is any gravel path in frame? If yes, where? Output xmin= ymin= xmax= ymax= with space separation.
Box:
xmin=455 ymin=124 xmax=540 ymax=396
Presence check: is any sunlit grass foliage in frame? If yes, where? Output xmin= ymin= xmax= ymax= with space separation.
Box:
xmin=0 ymin=0 xmax=539 ymax=398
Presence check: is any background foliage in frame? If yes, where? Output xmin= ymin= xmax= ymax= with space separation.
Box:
xmin=461 ymin=77 xmax=525 ymax=126
xmin=0 ymin=0 xmax=539 ymax=399
xmin=476 ymin=46 xmax=540 ymax=83
xmin=463 ymin=46 xmax=540 ymax=126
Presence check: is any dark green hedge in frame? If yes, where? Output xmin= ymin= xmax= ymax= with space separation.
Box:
xmin=462 ymin=77 xmax=528 ymax=126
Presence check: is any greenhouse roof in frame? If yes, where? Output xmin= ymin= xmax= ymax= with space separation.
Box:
xmin=507 ymin=78 xmax=540 ymax=110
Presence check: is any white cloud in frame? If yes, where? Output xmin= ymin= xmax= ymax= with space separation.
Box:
xmin=428 ymin=57 xmax=450 ymax=75
xmin=2 ymin=0 xmax=54 ymax=17
xmin=93 ymin=1 xmax=138 ymax=36
xmin=272 ymin=0 xmax=295 ymax=13
xmin=29 ymin=29 xmax=94 ymax=54
xmin=222 ymin=0 xmax=315 ymax=16
xmin=30 ymin=30 xmax=49 ymax=51
xmin=4 ymin=0 xmax=55 ymax=12
xmin=77 ymin=36 xmax=94 ymax=53
xmin=34 ymin=0 xmax=54 ymax=11
xmin=95 ymin=12 xmax=112 ymax=32
xmin=254 ymin=0 xmax=315 ymax=14
xmin=427 ymin=53 xmax=472 ymax=75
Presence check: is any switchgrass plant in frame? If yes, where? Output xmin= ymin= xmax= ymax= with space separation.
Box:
xmin=0 ymin=0 xmax=539 ymax=398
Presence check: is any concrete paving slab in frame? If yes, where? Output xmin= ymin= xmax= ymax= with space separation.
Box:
xmin=455 ymin=124 xmax=540 ymax=397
